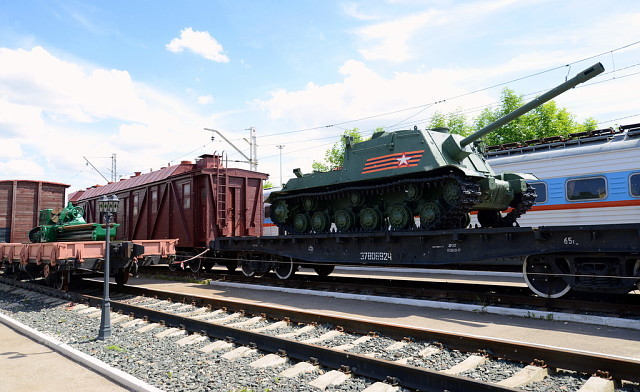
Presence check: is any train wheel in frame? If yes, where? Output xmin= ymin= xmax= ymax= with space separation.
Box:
xmin=359 ymin=208 xmax=382 ymax=231
xmin=241 ymin=261 xmax=255 ymax=277
xmin=241 ymin=258 xmax=271 ymax=277
xmin=53 ymin=270 xmax=68 ymax=291
xmin=225 ymin=260 xmax=238 ymax=272
xmin=42 ymin=264 xmax=53 ymax=285
xmin=388 ymin=204 xmax=411 ymax=230
xmin=115 ymin=267 xmax=130 ymax=287
xmin=311 ymin=212 xmax=331 ymax=233
xmin=523 ymin=255 xmax=571 ymax=298
xmin=334 ymin=209 xmax=356 ymax=232
xmin=188 ymin=258 xmax=202 ymax=273
xmin=275 ymin=258 xmax=296 ymax=280
xmin=313 ymin=264 xmax=335 ymax=277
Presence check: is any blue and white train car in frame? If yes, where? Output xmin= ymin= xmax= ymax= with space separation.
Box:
xmin=485 ymin=123 xmax=640 ymax=227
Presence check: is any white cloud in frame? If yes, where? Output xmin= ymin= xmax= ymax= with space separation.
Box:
xmin=198 ymin=95 xmax=214 ymax=105
xmin=0 ymin=159 xmax=45 ymax=179
xmin=0 ymin=46 xmax=224 ymax=191
xmin=166 ymin=27 xmax=230 ymax=63
xmin=356 ymin=11 xmax=436 ymax=62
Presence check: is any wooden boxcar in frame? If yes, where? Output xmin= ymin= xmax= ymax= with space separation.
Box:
xmin=0 ymin=180 xmax=69 ymax=243
xmin=69 ymin=154 xmax=268 ymax=257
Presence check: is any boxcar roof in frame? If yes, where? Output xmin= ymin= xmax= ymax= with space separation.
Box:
xmin=0 ymin=179 xmax=69 ymax=187
xmin=70 ymin=163 xmax=194 ymax=201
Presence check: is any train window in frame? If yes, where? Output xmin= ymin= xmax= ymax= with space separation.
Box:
xmin=151 ymin=188 xmax=158 ymax=213
xmin=528 ymin=182 xmax=547 ymax=203
xmin=566 ymin=177 xmax=607 ymax=201
xmin=182 ymin=183 xmax=191 ymax=209
xmin=630 ymin=173 xmax=640 ymax=197
xmin=132 ymin=193 xmax=139 ymax=216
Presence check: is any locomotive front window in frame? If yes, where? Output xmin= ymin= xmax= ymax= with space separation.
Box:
xmin=630 ymin=173 xmax=640 ymax=197
xmin=528 ymin=182 xmax=547 ymax=203
xmin=566 ymin=177 xmax=607 ymax=201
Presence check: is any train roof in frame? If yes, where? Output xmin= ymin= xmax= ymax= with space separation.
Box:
xmin=485 ymin=123 xmax=640 ymax=160
xmin=69 ymin=154 xmax=267 ymax=202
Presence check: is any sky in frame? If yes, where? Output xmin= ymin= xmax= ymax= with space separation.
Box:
xmin=1 ymin=0 xmax=639 ymax=194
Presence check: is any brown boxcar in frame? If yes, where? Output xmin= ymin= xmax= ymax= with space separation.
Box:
xmin=69 ymin=155 xmax=268 ymax=254
xmin=0 ymin=180 xmax=69 ymax=243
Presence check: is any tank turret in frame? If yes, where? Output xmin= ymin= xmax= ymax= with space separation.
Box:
xmin=267 ymin=63 xmax=605 ymax=234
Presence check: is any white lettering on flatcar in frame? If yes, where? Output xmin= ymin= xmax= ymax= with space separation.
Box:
xmin=447 ymin=243 xmax=461 ymax=253
xmin=360 ymin=252 xmax=392 ymax=261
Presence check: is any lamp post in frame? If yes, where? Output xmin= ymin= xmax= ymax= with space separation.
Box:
xmin=97 ymin=194 xmax=119 ymax=340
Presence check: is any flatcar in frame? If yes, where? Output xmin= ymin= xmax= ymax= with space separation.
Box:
xmin=69 ymin=154 xmax=268 ymax=272
xmin=484 ymin=123 xmax=640 ymax=227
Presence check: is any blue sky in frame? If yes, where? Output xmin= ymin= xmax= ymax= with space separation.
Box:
xmin=1 ymin=0 xmax=639 ymax=192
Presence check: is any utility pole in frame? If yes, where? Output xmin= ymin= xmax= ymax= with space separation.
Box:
xmin=205 ymin=127 xmax=258 ymax=170
xmin=277 ymin=145 xmax=285 ymax=187
xmin=244 ymin=127 xmax=258 ymax=171
xmin=111 ymin=153 xmax=117 ymax=182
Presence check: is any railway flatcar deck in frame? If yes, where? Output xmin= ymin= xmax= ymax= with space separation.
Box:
xmin=212 ymin=223 xmax=640 ymax=298
xmin=0 ymin=238 xmax=177 ymax=288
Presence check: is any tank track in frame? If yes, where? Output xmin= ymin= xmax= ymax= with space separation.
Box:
xmin=499 ymin=184 xmax=536 ymax=227
xmin=270 ymin=172 xmax=482 ymax=233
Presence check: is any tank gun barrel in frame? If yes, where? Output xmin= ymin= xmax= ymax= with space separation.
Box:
xmin=459 ymin=62 xmax=605 ymax=147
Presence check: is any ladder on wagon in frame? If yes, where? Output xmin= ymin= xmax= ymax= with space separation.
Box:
xmin=214 ymin=152 xmax=228 ymax=235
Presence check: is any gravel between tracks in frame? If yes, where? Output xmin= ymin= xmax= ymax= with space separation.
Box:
xmin=1 ymin=285 xmax=639 ymax=392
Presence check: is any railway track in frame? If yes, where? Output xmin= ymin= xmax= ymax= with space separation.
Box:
xmin=140 ymin=266 xmax=640 ymax=318
xmin=1 ymin=276 xmax=639 ymax=392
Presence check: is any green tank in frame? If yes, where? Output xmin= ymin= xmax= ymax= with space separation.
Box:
xmin=267 ymin=63 xmax=605 ymax=233
xmin=28 ymin=202 xmax=118 ymax=243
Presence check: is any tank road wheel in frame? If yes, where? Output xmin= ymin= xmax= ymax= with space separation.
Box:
xmin=275 ymin=257 xmax=297 ymax=280
xmin=404 ymin=183 xmax=422 ymax=201
xmin=334 ymin=209 xmax=356 ymax=232
xmin=272 ymin=200 xmax=290 ymax=224
xmin=523 ymin=255 xmax=571 ymax=298
xmin=293 ymin=214 xmax=312 ymax=233
xmin=419 ymin=203 xmax=441 ymax=229
xmin=359 ymin=208 xmax=382 ymax=231
xmin=443 ymin=180 xmax=461 ymax=205
xmin=349 ymin=192 xmax=365 ymax=207
xmin=302 ymin=197 xmax=318 ymax=212
xmin=478 ymin=210 xmax=502 ymax=228
xmin=115 ymin=267 xmax=130 ymax=287
xmin=313 ymin=264 xmax=335 ymax=277
xmin=311 ymin=212 xmax=331 ymax=233
xmin=388 ymin=204 xmax=412 ymax=230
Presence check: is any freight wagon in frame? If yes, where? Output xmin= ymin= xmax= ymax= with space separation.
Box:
xmin=0 ymin=180 xmax=69 ymax=243
xmin=69 ymin=154 xmax=268 ymax=271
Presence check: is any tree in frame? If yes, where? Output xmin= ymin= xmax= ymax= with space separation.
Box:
xmin=474 ymin=88 xmax=598 ymax=146
xmin=427 ymin=110 xmax=474 ymax=136
xmin=263 ymin=180 xmax=274 ymax=189
xmin=312 ymin=128 xmax=371 ymax=172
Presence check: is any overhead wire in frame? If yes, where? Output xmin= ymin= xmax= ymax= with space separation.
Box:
xmin=258 ymin=41 xmax=640 ymax=140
